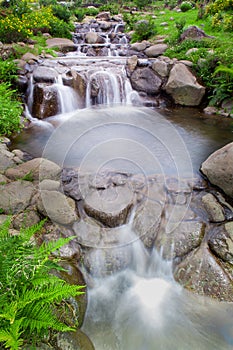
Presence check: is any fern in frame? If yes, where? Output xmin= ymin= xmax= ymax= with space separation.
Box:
xmin=0 ymin=219 xmax=85 ymax=349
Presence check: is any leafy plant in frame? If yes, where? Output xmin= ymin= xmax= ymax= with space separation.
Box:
xmin=180 ymin=1 xmax=193 ymax=12
xmin=131 ymin=19 xmax=157 ymax=43
xmin=0 ymin=83 xmax=22 ymax=136
xmin=0 ymin=219 xmax=84 ymax=349
xmin=52 ymin=4 xmax=71 ymax=22
xmin=0 ymin=60 xmax=18 ymax=85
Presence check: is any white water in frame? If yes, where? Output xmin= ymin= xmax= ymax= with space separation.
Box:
xmin=82 ymin=227 xmax=233 ymax=350
xmin=54 ymin=75 xmax=81 ymax=113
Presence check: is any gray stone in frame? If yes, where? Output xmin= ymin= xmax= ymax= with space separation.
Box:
xmin=46 ymin=38 xmax=76 ymax=53
xmin=0 ymin=181 xmax=35 ymax=214
xmin=36 ymin=190 xmax=79 ymax=225
xmin=84 ymin=186 xmax=134 ymax=227
xmin=180 ymin=26 xmax=214 ymax=41
xmin=165 ymin=63 xmax=205 ymax=106
xmin=145 ymin=44 xmax=168 ymax=57
xmin=131 ymin=42 xmax=147 ymax=52
xmin=0 ymin=214 xmax=9 ymax=224
xmin=174 ymin=245 xmax=233 ymax=301
xmin=39 ymin=179 xmax=60 ymax=191
xmin=85 ymin=32 xmax=99 ymax=44
xmin=208 ymin=222 xmax=233 ymax=264
xmin=151 ymin=59 xmax=168 ymax=77
xmin=201 ymin=142 xmax=233 ymax=198
xmin=130 ymin=67 xmax=162 ymax=94
xmin=156 ymin=220 xmax=204 ymax=259
xmin=96 ymin=11 xmax=111 ymax=21
xmin=186 ymin=48 xmax=199 ymax=55
xmin=203 ymin=106 xmax=218 ymax=115
xmin=202 ymin=193 xmax=225 ymax=222
xmin=5 ymin=158 xmax=61 ymax=182
xmin=12 ymin=210 xmax=40 ymax=229
xmin=33 ymin=66 xmax=58 ymax=83
xmin=0 ymin=148 xmax=15 ymax=171
xmin=21 ymin=52 xmax=39 ymax=62
xmin=73 ymin=217 xmax=102 ymax=247
xmin=133 ymin=199 xmax=162 ymax=248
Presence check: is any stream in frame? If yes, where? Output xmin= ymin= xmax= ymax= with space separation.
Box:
xmin=11 ymin=18 xmax=233 ymax=349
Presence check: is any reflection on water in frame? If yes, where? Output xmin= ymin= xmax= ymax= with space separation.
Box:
xmin=82 ymin=228 xmax=233 ymax=350
xmin=11 ymin=106 xmax=233 ymax=174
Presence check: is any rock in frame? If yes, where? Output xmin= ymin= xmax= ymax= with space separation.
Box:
xmin=133 ymin=199 xmax=162 ymax=248
xmin=36 ymin=190 xmax=79 ymax=225
xmin=203 ymin=106 xmax=218 ymax=115
xmin=99 ymin=21 xmax=112 ymax=31
xmin=131 ymin=42 xmax=147 ymax=52
xmin=130 ymin=67 xmax=162 ymax=94
xmin=0 ymin=148 xmax=15 ymax=171
xmin=85 ymin=32 xmax=100 ymax=44
xmin=126 ymin=55 xmax=138 ymax=74
xmin=156 ymin=220 xmax=204 ymax=259
xmin=71 ymin=69 xmax=87 ymax=102
xmin=0 ymin=215 xmax=9 ymax=224
xmin=0 ymin=181 xmax=35 ymax=214
xmin=56 ymin=330 xmax=95 ymax=350
xmin=5 ymin=158 xmax=61 ymax=182
xmin=164 ymin=63 xmax=205 ymax=106
xmin=208 ymin=222 xmax=233 ymax=264
xmin=0 ymin=174 xmax=8 ymax=184
xmin=32 ymin=83 xmax=59 ymax=119
xmin=84 ymin=186 xmax=134 ymax=227
xmin=73 ymin=217 xmax=102 ymax=247
xmin=39 ymin=179 xmax=60 ymax=191
xmin=145 ymin=44 xmax=168 ymax=57
xmin=46 ymin=38 xmax=76 ymax=53
xmin=84 ymin=244 xmax=132 ymax=277
xmin=202 ymin=193 xmax=225 ymax=222
xmin=96 ymin=11 xmax=111 ymax=21
xmin=201 ymin=142 xmax=233 ymax=198
xmin=12 ymin=210 xmax=41 ymax=229
xmin=180 ymin=26 xmax=214 ymax=41
xmin=33 ymin=66 xmax=58 ymax=83
xmin=186 ymin=47 xmax=199 ymax=55
xmin=221 ymin=98 xmax=233 ymax=116
xmin=174 ymin=245 xmax=233 ymax=301
xmin=21 ymin=52 xmax=39 ymax=62
xmin=151 ymin=59 xmax=168 ymax=77
xmin=179 ymin=60 xmax=193 ymax=67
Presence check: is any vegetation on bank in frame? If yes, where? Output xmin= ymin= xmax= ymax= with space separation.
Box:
xmin=0 ymin=219 xmax=84 ymax=349
xmin=0 ymin=0 xmax=232 ymax=137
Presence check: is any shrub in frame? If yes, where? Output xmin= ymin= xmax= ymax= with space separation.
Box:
xmin=49 ymin=18 xmax=74 ymax=39
xmin=0 ymin=59 xmax=18 ymax=85
xmin=131 ymin=19 xmax=157 ymax=43
xmin=0 ymin=83 xmax=22 ymax=136
xmin=52 ymin=4 xmax=71 ymax=22
xmin=180 ymin=1 xmax=193 ymax=12
xmin=0 ymin=219 xmax=84 ymax=349
xmin=74 ymin=8 xmax=85 ymax=22
xmin=0 ymin=15 xmax=32 ymax=43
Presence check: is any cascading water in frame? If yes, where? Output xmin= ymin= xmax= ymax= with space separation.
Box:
xmin=54 ymin=75 xmax=81 ymax=113
xmin=81 ymin=225 xmax=233 ymax=350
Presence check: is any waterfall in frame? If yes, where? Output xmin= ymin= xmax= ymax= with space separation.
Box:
xmin=85 ymin=68 xmax=141 ymax=107
xmin=54 ymin=75 xmax=81 ymax=114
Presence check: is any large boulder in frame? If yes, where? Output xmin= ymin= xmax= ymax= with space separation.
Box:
xmin=0 ymin=181 xmax=35 ymax=214
xmin=32 ymin=83 xmax=59 ymax=119
xmin=0 ymin=146 xmax=15 ymax=171
xmin=180 ymin=26 xmax=214 ymax=41
xmin=85 ymin=32 xmax=105 ymax=44
xmin=33 ymin=66 xmax=58 ymax=83
xmin=5 ymin=158 xmax=61 ymax=182
xmin=174 ymin=244 xmax=233 ymax=301
xmin=36 ymin=190 xmax=79 ymax=225
xmin=165 ymin=63 xmax=205 ymax=106
xmin=208 ymin=222 xmax=233 ymax=264
xmin=145 ymin=44 xmax=168 ymax=57
xmin=84 ymin=186 xmax=134 ymax=227
xmin=201 ymin=142 xmax=233 ymax=198
xmin=130 ymin=67 xmax=162 ymax=95
xmin=46 ymin=38 xmax=76 ymax=53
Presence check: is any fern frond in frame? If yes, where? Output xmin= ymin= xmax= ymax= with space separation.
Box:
xmin=0 ymin=320 xmax=24 ymax=350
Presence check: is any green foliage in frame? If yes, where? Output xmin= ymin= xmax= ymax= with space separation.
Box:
xmin=0 ymin=60 xmax=18 ymax=85
xmin=209 ymin=64 xmax=233 ymax=106
xmin=131 ymin=19 xmax=157 ymax=43
xmin=49 ymin=18 xmax=74 ymax=39
xmin=99 ymin=3 xmax=119 ymax=15
xmin=39 ymin=0 xmax=56 ymax=6
xmin=74 ymin=8 xmax=85 ymax=22
xmin=0 ymin=83 xmax=22 ymax=136
xmin=180 ymin=1 xmax=193 ymax=12
xmin=52 ymin=4 xmax=71 ymax=22
xmin=0 ymin=219 xmax=84 ymax=349
xmin=11 ymin=0 xmax=32 ymax=18
xmin=205 ymin=0 xmax=233 ymax=31
xmin=135 ymin=0 xmax=153 ymax=9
